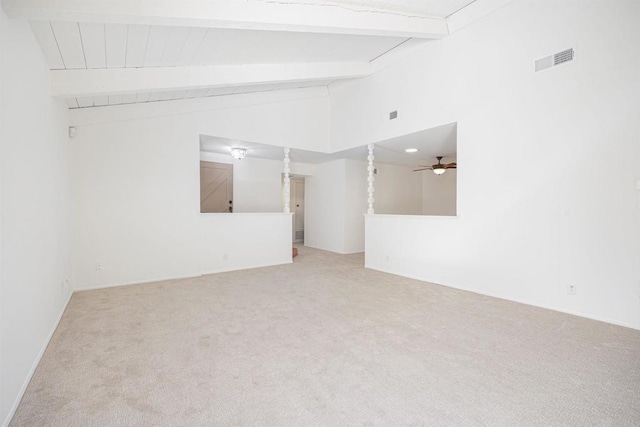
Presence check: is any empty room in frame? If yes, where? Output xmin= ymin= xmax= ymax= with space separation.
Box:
xmin=1 ymin=0 xmax=639 ymax=425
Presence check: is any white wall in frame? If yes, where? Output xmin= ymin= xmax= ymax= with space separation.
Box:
xmin=305 ymin=159 xmax=367 ymax=254
xmin=334 ymin=0 xmax=640 ymax=329
xmin=72 ymin=87 xmax=331 ymax=150
xmin=234 ymin=158 xmax=284 ymax=213
xmin=374 ymin=163 xmax=423 ymax=215
xmin=0 ymin=11 xmax=72 ymax=426
xmin=305 ymin=160 xmax=346 ymax=253
xmin=71 ymin=91 xmax=328 ymax=290
xmin=344 ymin=159 xmax=367 ymax=253
xmin=422 ymin=169 xmax=456 ymax=216
xmin=200 ymin=213 xmax=292 ymax=274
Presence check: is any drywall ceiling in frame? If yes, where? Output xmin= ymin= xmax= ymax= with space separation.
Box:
xmin=340 ymin=122 xmax=457 ymax=166
xmin=199 ymin=122 xmax=456 ymax=167
xmin=200 ymin=136 xmax=335 ymax=164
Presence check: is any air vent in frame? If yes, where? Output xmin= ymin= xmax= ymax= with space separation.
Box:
xmin=535 ymin=48 xmax=574 ymax=72
xmin=389 ymin=110 xmax=398 ymax=120
xmin=554 ymin=48 xmax=574 ymax=65
xmin=535 ymin=56 xmax=553 ymax=72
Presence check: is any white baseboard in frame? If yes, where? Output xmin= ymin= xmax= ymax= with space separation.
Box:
xmin=365 ymin=263 xmax=640 ymax=331
xmin=303 ymin=243 xmax=364 ymax=255
xmin=2 ymin=290 xmax=73 ymax=427
xmin=76 ymin=261 xmax=295 ymax=292
xmin=200 ymin=259 xmax=293 ymax=276
xmin=74 ymin=274 xmax=200 ymax=292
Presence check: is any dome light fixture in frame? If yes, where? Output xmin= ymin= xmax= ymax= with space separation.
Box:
xmin=231 ymin=147 xmax=247 ymax=160
xmin=405 ymin=148 xmax=418 ymax=153
xmin=433 ymin=166 xmax=446 ymax=175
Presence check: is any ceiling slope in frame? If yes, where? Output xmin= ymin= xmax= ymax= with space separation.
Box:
xmin=4 ymin=0 xmax=509 ymax=110
xmin=52 ymin=62 xmax=371 ymax=98
xmin=4 ymin=0 xmax=449 ymax=38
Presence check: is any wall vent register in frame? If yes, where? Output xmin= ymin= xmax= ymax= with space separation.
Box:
xmin=535 ymin=48 xmax=574 ymax=72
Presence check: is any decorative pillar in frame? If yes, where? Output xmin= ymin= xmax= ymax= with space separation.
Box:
xmin=284 ymin=147 xmax=291 ymax=213
xmin=367 ymin=143 xmax=375 ymax=214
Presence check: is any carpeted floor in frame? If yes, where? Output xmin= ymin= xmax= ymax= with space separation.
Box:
xmin=11 ymin=246 xmax=640 ymax=426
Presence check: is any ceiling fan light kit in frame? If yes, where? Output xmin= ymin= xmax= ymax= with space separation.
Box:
xmin=433 ymin=167 xmax=446 ymax=175
xmin=413 ymin=156 xmax=457 ymax=174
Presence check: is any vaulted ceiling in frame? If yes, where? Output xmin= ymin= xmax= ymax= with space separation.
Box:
xmin=2 ymin=0 xmax=488 ymax=110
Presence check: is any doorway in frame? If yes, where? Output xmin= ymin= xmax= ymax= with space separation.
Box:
xmin=291 ymin=177 xmax=305 ymax=243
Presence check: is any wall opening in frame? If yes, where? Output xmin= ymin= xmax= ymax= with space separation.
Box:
xmin=370 ymin=122 xmax=457 ymax=216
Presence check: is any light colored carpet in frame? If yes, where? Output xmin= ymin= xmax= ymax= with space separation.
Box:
xmin=11 ymin=246 xmax=640 ymax=426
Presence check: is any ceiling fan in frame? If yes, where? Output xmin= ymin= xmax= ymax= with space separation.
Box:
xmin=413 ymin=156 xmax=456 ymax=175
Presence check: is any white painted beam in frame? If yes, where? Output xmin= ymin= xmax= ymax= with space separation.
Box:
xmin=51 ymin=62 xmax=371 ymax=97
xmin=3 ymin=0 xmax=448 ymax=39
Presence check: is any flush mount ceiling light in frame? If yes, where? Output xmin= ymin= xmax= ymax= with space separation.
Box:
xmin=231 ymin=147 xmax=247 ymax=160
xmin=405 ymin=148 xmax=418 ymax=153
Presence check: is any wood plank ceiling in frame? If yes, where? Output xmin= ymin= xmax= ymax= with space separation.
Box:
xmin=20 ymin=0 xmax=476 ymax=109
xmin=32 ymin=23 xmax=409 ymax=70
xmin=33 ymin=22 xmax=407 ymax=108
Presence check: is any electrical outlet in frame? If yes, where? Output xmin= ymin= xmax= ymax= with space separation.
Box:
xmin=567 ymin=284 xmax=577 ymax=295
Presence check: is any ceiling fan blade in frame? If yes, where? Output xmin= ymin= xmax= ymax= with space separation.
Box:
xmin=413 ymin=167 xmax=432 ymax=172
xmin=444 ymin=163 xmax=457 ymax=168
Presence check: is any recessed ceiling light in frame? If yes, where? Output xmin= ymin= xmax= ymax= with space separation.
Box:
xmin=405 ymin=148 xmax=418 ymax=153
